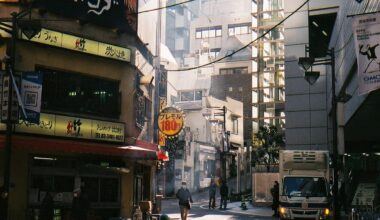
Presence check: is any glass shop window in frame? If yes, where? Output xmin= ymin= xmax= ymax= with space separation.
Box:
xmin=38 ymin=67 xmax=121 ymax=119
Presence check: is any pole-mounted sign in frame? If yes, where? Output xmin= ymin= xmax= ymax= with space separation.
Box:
xmin=158 ymin=107 xmax=185 ymax=137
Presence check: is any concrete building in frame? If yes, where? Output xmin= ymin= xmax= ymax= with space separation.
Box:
xmin=0 ymin=1 xmax=161 ymax=219
xmin=284 ymin=0 xmax=339 ymax=150
xmin=326 ymin=0 xmax=380 ymax=212
xmin=164 ymin=0 xmax=198 ymax=66
xmin=283 ymin=0 xmax=380 ymax=213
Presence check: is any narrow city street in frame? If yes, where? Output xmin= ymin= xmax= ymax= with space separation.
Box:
xmin=161 ymin=190 xmax=278 ymax=220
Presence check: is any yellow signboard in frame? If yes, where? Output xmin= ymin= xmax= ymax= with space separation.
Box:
xmin=15 ymin=113 xmax=125 ymax=143
xmin=15 ymin=113 xmax=56 ymax=136
xmin=158 ymin=107 xmax=184 ymax=137
xmin=22 ymin=28 xmax=131 ymax=62
xmin=61 ymin=34 xmax=99 ymax=54
xmin=29 ymin=29 xmax=62 ymax=47
xmin=93 ymin=119 xmax=124 ymax=142
xmin=55 ymin=115 xmax=92 ymax=139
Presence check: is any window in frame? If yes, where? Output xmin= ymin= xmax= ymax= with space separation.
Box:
xmin=196 ymin=30 xmax=202 ymax=39
xmin=216 ymin=27 xmax=222 ymax=37
xmin=180 ymin=91 xmax=195 ymax=101
xmin=209 ymin=29 xmax=216 ymax=38
xmin=232 ymin=118 xmax=238 ymax=134
xmin=179 ymin=90 xmax=202 ymax=102
xmin=229 ymin=87 xmax=233 ymax=92
xmin=209 ymin=48 xmax=221 ymax=59
xmin=202 ymin=29 xmax=209 ymax=38
xmin=39 ymin=67 xmax=120 ymax=119
xmin=309 ymin=13 xmax=337 ymax=58
xmin=195 ymin=90 xmax=202 ymax=100
xmin=228 ymin=23 xmax=251 ymax=36
xmin=219 ymin=67 xmax=249 ymax=75
xmin=283 ymin=177 xmax=327 ymax=197
xmin=195 ymin=26 xmax=222 ymax=39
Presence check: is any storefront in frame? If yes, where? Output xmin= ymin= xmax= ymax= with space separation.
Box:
xmin=0 ymin=130 xmax=157 ymax=219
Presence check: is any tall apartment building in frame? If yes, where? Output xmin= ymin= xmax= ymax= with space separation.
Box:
xmin=252 ymin=0 xmax=285 ymax=133
xmin=164 ymin=0 xmax=198 ymax=66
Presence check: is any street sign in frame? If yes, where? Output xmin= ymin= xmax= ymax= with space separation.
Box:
xmin=1 ymin=75 xmax=20 ymax=123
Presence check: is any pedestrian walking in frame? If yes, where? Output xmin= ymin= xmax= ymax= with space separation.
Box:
xmin=271 ymin=181 xmax=279 ymax=217
xmin=176 ymin=181 xmax=193 ymax=220
xmin=219 ymin=180 xmax=228 ymax=210
xmin=40 ymin=191 xmax=54 ymax=220
xmin=208 ymin=180 xmax=217 ymax=209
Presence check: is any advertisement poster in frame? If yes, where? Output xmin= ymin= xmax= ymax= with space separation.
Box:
xmin=21 ymin=72 xmax=43 ymax=124
xmin=353 ymin=13 xmax=380 ymax=95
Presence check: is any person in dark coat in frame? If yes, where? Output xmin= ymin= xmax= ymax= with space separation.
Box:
xmin=219 ymin=180 xmax=228 ymax=210
xmin=208 ymin=180 xmax=217 ymax=209
xmin=40 ymin=191 xmax=54 ymax=220
xmin=176 ymin=181 xmax=193 ymax=220
xmin=71 ymin=187 xmax=90 ymax=220
xmin=271 ymin=181 xmax=280 ymax=217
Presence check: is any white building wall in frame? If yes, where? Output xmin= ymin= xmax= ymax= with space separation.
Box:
xmin=284 ymin=0 xmax=339 ymax=150
xmin=189 ymin=0 xmax=252 ymax=54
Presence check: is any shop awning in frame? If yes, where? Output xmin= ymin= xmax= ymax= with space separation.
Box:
xmin=0 ymin=135 xmax=159 ymax=160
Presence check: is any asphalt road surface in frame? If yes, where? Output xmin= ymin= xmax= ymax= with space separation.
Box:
xmin=161 ymin=198 xmax=278 ymax=220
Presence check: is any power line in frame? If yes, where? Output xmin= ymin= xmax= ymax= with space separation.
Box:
xmin=166 ymin=0 xmax=310 ymax=72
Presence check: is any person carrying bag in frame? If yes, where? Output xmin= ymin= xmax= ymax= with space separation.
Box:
xmin=176 ymin=181 xmax=193 ymax=220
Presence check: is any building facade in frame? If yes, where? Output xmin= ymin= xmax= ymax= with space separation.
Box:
xmin=0 ymin=1 xmax=160 ymax=219
xmin=284 ymin=0 xmax=339 ymax=150
xmin=252 ymin=0 xmax=285 ymax=132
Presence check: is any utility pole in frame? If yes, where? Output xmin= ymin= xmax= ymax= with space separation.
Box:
xmin=1 ymin=12 xmax=17 ymax=220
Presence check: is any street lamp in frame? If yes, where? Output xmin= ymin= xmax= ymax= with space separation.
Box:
xmin=298 ymin=46 xmax=339 ymax=219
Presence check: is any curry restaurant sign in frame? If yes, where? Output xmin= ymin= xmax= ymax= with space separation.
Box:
xmin=22 ymin=28 xmax=131 ymax=62
xmin=15 ymin=113 xmax=125 ymax=143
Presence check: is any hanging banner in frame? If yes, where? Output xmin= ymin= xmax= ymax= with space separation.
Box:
xmin=21 ymin=72 xmax=43 ymax=124
xmin=353 ymin=13 xmax=380 ymax=95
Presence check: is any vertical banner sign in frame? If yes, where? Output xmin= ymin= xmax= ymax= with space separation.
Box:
xmin=21 ymin=72 xmax=43 ymax=124
xmin=1 ymin=75 xmax=20 ymax=123
xmin=353 ymin=13 xmax=380 ymax=95
xmin=159 ymin=97 xmax=167 ymax=146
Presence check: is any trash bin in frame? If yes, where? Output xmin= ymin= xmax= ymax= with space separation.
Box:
xmin=153 ymin=195 xmax=163 ymax=214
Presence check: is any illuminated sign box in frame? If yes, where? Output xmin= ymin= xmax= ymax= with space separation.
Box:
xmin=22 ymin=28 xmax=131 ymax=62
xmin=15 ymin=113 xmax=125 ymax=143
